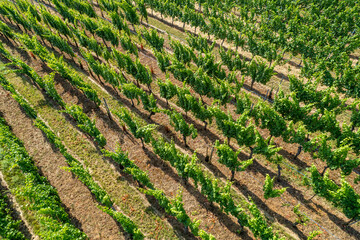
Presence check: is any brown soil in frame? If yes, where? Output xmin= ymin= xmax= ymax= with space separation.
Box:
xmin=0 ymin=14 xmax=249 ymax=239
xmin=139 ymin=9 xmax=360 ymax=186
xmin=2 ymin=2 xmax=360 ymax=239
xmin=14 ymin=40 xmax=247 ymax=240
xmin=0 ymin=88 xmax=124 ymax=240
xmin=135 ymin=44 xmax=360 ymax=240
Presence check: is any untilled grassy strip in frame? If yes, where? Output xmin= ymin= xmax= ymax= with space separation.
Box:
xmin=0 ymin=18 xmax=334 ymax=240
xmin=0 ymin=116 xmax=86 ymax=239
xmin=1 ymin=63 xmax=179 ymax=240
xmin=0 ymin=73 xmax=147 ymax=239
xmin=0 ymin=4 xmax=340 ymax=237
xmin=3 ymin=34 xmax=214 ymax=239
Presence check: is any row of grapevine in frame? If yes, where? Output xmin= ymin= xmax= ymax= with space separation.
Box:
xmin=138 ymin=20 xmax=360 ymax=225
xmin=0 ymin=35 xmax=106 ymax=146
xmin=115 ymin=107 xmax=282 ymax=239
xmin=144 ymin=0 xmax=360 ymax=98
xmin=71 ymin=0 xmax=357 ymax=226
xmin=0 ymin=189 xmax=26 ymax=239
xmin=7 ymin=0 xmax=352 ymax=164
xmin=9 ymin=0 xmax=360 ymax=232
xmin=0 ymin=2 xmax=102 ymax=105
xmin=0 ymin=10 xmax=215 ymax=237
xmin=45 ymin=12 xmax=288 ymax=232
xmin=45 ymin=0 xmax=360 ymax=229
xmin=0 ymin=51 xmax=145 ymax=239
xmin=0 ymin=90 xmax=87 ymax=238
xmin=146 ymin=31 xmax=360 ymax=181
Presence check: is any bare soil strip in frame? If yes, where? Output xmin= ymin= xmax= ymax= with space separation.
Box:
xmin=0 ymin=87 xmax=124 ymax=240
xmin=1 ymin=4 xmax=359 ymax=238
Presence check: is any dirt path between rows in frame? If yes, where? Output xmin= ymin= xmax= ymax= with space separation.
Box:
xmin=2 ymin=3 xmax=359 ymax=238
xmin=0 ymin=88 xmax=124 ymax=240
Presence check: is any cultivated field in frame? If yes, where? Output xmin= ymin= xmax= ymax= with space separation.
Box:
xmin=0 ymin=0 xmax=359 ymax=239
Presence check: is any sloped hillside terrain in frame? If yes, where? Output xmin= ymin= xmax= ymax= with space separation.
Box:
xmin=0 ymin=0 xmax=359 ymax=239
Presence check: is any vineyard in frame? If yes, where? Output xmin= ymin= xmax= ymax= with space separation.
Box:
xmin=0 ymin=0 xmax=359 ymax=239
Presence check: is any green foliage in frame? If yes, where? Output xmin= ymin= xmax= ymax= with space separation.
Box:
xmin=110 ymin=11 xmax=130 ymax=35
xmin=112 ymin=50 xmax=137 ymax=75
xmin=140 ymin=187 xmax=215 ymax=240
xmin=214 ymin=140 xmax=252 ymax=174
xmin=332 ymin=178 xmax=360 ymax=221
xmin=34 ymin=119 xmax=65 ymax=153
xmin=211 ymin=80 xmax=231 ymax=105
xmin=0 ymin=117 xmax=87 ymax=239
xmin=0 ymin=73 xmax=15 ymax=93
xmin=60 ymin=0 xmax=96 ymax=17
xmin=136 ymin=0 xmax=148 ymax=22
xmin=102 ymin=148 xmax=154 ymax=189
xmin=247 ymin=198 xmax=280 ymax=239
xmin=154 ymin=51 xmax=170 ymax=72
xmin=263 ymin=174 xmax=286 ymax=199
xmin=64 ymin=105 xmax=106 ymax=147
xmin=82 ymin=50 xmax=121 ymax=87
xmin=307 ymin=230 xmax=322 ymax=240
xmin=41 ymin=8 xmax=71 ymax=37
xmin=194 ymin=52 xmax=225 ymax=79
xmin=219 ymin=48 xmax=247 ymax=73
xmin=192 ymin=67 xmax=213 ymax=98
xmin=211 ymin=106 xmax=238 ymax=141
xmin=234 ymin=114 xmax=257 ymax=149
xmin=170 ymin=39 xmax=195 ymax=66
xmin=12 ymin=94 xmax=37 ymax=119
xmin=190 ymin=99 xmax=213 ymax=125
xmin=17 ymin=33 xmax=101 ymax=105
xmin=252 ymin=101 xmax=288 ymax=139
xmin=253 ymin=132 xmax=282 ymax=160
xmin=100 ymin=206 xmax=144 ymax=240
xmin=0 ymin=190 xmax=26 ymax=239
xmin=176 ymin=86 xmax=196 ymax=115
xmin=273 ymin=90 xmax=311 ymax=122
xmin=34 ymin=119 xmax=112 ymax=209
xmin=115 ymin=110 xmax=137 ymax=136
xmin=309 ymin=165 xmax=360 ymax=221
xmin=119 ymin=1 xmax=140 ymax=26
xmin=157 ymin=77 xmax=177 ymax=101
xmin=74 ymin=29 xmax=103 ymax=57
xmin=65 ymin=161 xmax=112 ymax=207
xmin=0 ymin=18 xmax=15 ymax=39
xmin=135 ymin=59 xmax=152 ymax=87
xmin=140 ymin=92 xmax=158 ymax=115
xmin=96 ymin=23 xmax=119 ymax=46
xmin=247 ymin=60 xmax=275 ymax=88
xmin=35 ymin=119 xmax=113 ymax=212
xmin=121 ymin=82 xmax=143 ymax=105
xmin=136 ymin=124 xmax=157 ymax=144
xmin=142 ymin=28 xmax=164 ymax=52
xmin=43 ymin=73 xmax=66 ymax=108
xmin=151 ymin=138 xmax=191 ymax=180
xmin=120 ymin=34 xmax=138 ymax=56
xmin=152 ymin=136 xmax=279 ymax=239
xmin=313 ymin=136 xmax=360 ymax=175
xmin=168 ymin=111 xmax=197 ymax=142
xmin=235 ymin=92 xmax=252 ymax=114
xmin=42 ymin=31 xmax=74 ymax=56
xmin=186 ymin=33 xmax=214 ymax=53
xmin=293 ymin=204 xmax=309 ymax=225
xmin=98 ymin=0 xmax=119 ymax=12
xmin=115 ymin=109 xmax=156 ymax=145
